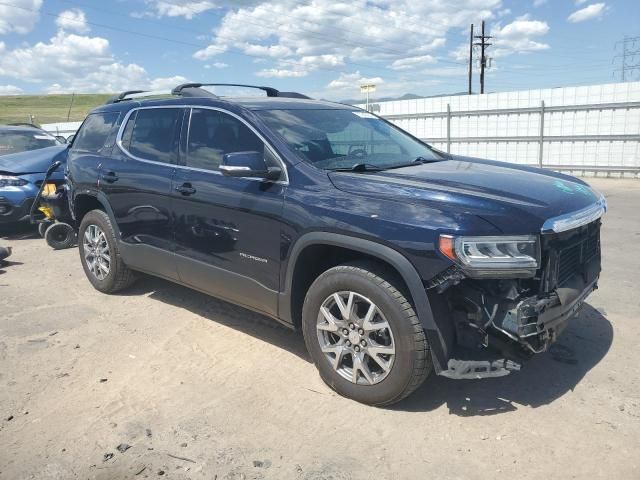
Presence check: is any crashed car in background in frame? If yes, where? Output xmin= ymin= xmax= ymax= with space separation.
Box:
xmin=0 ymin=125 xmax=68 ymax=226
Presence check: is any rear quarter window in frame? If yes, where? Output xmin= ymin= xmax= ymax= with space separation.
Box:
xmin=122 ymin=108 xmax=182 ymax=164
xmin=73 ymin=112 xmax=120 ymax=153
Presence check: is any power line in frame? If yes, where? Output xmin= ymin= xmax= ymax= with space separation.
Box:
xmin=0 ymin=1 xmax=394 ymax=77
xmin=147 ymin=0 xmax=465 ymax=66
xmin=613 ymin=35 xmax=640 ymax=82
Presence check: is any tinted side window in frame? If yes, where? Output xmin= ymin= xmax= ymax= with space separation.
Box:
xmin=125 ymin=108 xmax=181 ymax=163
xmin=186 ymin=108 xmax=264 ymax=171
xmin=73 ymin=112 xmax=119 ymax=153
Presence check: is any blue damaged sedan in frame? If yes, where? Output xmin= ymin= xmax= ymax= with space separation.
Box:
xmin=0 ymin=125 xmax=68 ymax=226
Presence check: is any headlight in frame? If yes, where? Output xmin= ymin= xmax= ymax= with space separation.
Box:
xmin=439 ymin=234 xmax=540 ymax=278
xmin=0 ymin=175 xmax=28 ymax=188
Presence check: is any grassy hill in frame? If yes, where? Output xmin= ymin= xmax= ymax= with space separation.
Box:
xmin=0 ymin=94 xmax=112 ymax=125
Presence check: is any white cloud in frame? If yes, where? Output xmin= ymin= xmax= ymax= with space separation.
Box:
xmin=489 ymin=15 xmax=550 ymax=58
xmin=0 ymin=31 xmax=186 ymax=93
xmin=0 ymin=0 xmax=42 ymax=34
xmin=142 ymin=1 xmax=217 ymax=19
xmin=255 ymin=68 xmax=308 ymax=78
xmin=193 ymin=0 xmax=502 ymax=80
xmin=327 ymin=71 xmax=384 ymax=92
xmin=55 ymin=8 xmax=90 ymax=33
xmin=568 ymin=3 xmax=606 ymax=23
xmin=533 ymin=0 xmax=547 ymax=6
xmin=390 ymin=55 xmax=436 ymax=71
xmin=242 ymin=43 xmax=293 ymax=58
xmin=0 ymin=84 xmax=24 ymax=95
xmin=212 ymin=62 xmax=229 ymax=69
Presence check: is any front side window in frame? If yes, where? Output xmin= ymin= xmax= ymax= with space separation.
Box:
xmin=186 ymin=108 xmax=265 ymax=171
xmin=0 ymin=129 xmax=59 ymax=156
xmin=256 ymin=109 xmax=441 ymax=170
xmin=122 ymin=108 xmax=182 ymax=163
xmin=73 ymin=112 xmax=120 ymax=153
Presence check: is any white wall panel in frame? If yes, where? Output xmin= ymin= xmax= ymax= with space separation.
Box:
xmin=358 ymin=82 xmax=640 ymax=176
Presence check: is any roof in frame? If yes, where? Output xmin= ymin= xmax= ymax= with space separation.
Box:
xmin=96 ymin=83 xmax=356 ymax=113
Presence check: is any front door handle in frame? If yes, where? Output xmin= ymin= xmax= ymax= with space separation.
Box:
xmin=175 ymin=183 xmax=196 ymax=196
xmin=102 ymin=171 xmax=118 ymax=183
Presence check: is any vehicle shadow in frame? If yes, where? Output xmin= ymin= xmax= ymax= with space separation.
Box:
xmin=393 ymin=303 xmax=613 ymax=415
xmin=121 ymin=277 xmax=612 ymax=416
xmin=121 ymin=275 xmax=311 ymax=362
xmin=0 ymin=223 xmax=39 ymax=240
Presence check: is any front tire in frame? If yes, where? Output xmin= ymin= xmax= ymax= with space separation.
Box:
xmin=302 ymin=262 xmax=432 ymax=406
xmin=78 ymin=210 xmax=135 ymax=293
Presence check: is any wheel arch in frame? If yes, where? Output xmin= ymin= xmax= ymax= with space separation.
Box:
xmin=279 ymin=232 xmax=449 ymax=372
xmin=73 ymin=191 xmax=119 ymax=234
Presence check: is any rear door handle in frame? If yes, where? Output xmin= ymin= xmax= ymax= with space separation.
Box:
xmin=175 ymin=183 xmax=196 ymax=196
xmin=102 ymin=171 xmax=118 ymax=183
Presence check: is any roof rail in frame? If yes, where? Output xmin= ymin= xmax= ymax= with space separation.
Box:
xmin=105 ymin=82 xmax=311 ymax=104
xmin=172 ymin=83 xmax=311 ymax=99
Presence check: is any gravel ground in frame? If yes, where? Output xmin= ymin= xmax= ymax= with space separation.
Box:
xmin=1 ymin=178 xmax=639 ymax=480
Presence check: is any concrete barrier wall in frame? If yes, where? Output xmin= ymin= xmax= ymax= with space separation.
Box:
xmin=359 ymin=81 xmax=640 ymax=177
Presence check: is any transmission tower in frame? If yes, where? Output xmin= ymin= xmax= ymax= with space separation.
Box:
xmin=614 ymin=36 xmax=640 ymax=82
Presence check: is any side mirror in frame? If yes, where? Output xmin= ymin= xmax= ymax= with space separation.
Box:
xmin=55 ymin=136 xmax=67 ymax=144
xmin=220 ymin=151 xmax=282 ymax=181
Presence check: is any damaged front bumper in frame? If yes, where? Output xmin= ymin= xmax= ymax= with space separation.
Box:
xmin=434 ymin=220 xmax=602 ymax=380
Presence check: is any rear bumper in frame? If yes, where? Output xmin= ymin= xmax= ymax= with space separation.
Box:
xmin=0 ymin=196 xmax=34 ymax=224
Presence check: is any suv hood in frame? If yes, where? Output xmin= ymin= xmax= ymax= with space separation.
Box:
xmin=0 ymin=145 xmax=67 ymax=175
xmin=328 ymin=156 xmax=603 ymax=234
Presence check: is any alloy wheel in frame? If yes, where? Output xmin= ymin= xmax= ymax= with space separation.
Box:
xmin=83 ymin=224 xmax=111 ymax=280
xmin=316 ymin=291 xmax=396 ymax=385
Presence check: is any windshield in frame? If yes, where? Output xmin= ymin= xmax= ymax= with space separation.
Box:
xmin=256 ymin=109 xmax=440 ymax=170
xmin=0 ymin=130 xmax=59 ymax=156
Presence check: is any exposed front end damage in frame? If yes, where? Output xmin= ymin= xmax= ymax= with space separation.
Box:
xmin=434 ymin=219 xmax=602 ymax=379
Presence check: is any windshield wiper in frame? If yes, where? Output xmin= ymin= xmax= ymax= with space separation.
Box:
xmin=330 ymin=163 xmax=385 ymax=173
xmin=384 ymin=156 xmax=440 ymax=170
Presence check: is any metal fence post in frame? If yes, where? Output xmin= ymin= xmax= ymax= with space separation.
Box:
xmin=538 ymin=100 xmax=545 ymax=168
xmin=446 ymin=103 xmax=451 ymax=153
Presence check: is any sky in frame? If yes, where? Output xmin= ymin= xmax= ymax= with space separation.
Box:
xmin=0 ymin=0 xmax=638 ymax=100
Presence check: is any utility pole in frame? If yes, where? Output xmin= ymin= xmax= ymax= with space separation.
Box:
xmin=468 ymin=24 xmax=474 ymax=95
xmin=474 ymin=20 xmax=492 ymax=94
xmin=614 ymin=36 xmax=640 ymax=82
xmin=66 ymin=92 xmax=75 ymax=121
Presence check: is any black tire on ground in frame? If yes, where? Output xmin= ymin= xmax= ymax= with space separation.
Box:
xmin=78 ymin=210 xmax=136 ymax=293
xmin=38 ymin=222 xmax=50 ymax=238
xmin=44 ymin=222 xmax=76 ymax=250
xmin=302 ymin=261 xmax=432 ymax=406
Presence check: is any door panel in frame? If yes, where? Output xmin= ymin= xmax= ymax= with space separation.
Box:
xmin=98 ymin=107 xmax=184 ymax=280
xmin=172 ymin=107 xmax=286 ymax=315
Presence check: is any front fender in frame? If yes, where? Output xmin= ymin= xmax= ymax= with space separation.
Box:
xmin=279 ymin=231 xmax=449 ymax=373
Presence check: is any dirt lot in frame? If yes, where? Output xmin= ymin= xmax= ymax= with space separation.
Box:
xmin=1 ymin=178 xmax=639 ymax=480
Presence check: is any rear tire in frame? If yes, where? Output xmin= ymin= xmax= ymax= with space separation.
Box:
xmin=44 ymin=222 xmax=76 ymax=250
xmin=302 ymin=261 xmax=432 ymax=406
xmin=78 ymin=210 xmax=135 ymax=293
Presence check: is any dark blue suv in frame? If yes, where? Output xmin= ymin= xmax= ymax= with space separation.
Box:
xmin=66 ymin=83 xmax=606 ymax=405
